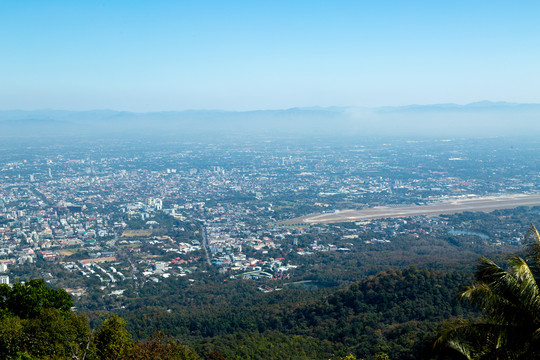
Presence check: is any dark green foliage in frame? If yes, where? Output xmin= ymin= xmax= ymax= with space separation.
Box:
xmin=122 ymin=267 xmax=471 ymax=359
xmin=94 ymin=315 xmax=201 ymax=359
xmin=18 ymin=309 xmax=90 ymax=359
xmin=95 ymin=314 xmax=133 ymax=360
xmin=0 ymin=279 xmax=85 ymax=359
xmin=206 ymin=351 xmax=227 ymax=360
xmin=129 ymin=332 xmax=199 ymax=360
xmin=119 ymin=279 xmax=329 ymax=340
xmin=0 ymin=279 xmax=73 ymax=319
xmin=0 ymin=280 xmax=201 ymax=360
xmin=286 ymin=267 xmax=473 ymax=359
xmin=0 ymin=316 xmax=24 ymax=358
xmin=195 ymin=331 xmax=336 ymax=360
xmin=0 ymin=267 xmax=479 ymax=359
xmin=0 ymin=309 xmax=92 ymax=360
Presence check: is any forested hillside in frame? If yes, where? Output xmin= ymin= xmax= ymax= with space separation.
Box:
xmin=114 ymin=267 xmax=474 ymax=359
xmin=284 ymin=267 xmax=473 ymax=359
xmin=0 ymin=267 xmax=474 ymax=359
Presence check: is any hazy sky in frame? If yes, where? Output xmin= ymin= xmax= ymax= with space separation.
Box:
xmin=1 ymin=1 xmax=539 ymax=111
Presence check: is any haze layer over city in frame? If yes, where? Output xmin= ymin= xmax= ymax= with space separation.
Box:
xmin=1 ymin=2 xmax=540 ymax=360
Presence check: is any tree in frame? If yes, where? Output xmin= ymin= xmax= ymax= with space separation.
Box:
xmin=94 ymin=315 xmax=133 ymax=360
xmin=0 ymin=308 xmax=93 ymax=360
xmin=206 ymin=351 xmax=226 ymax=360
xmin=330 ymin=355 xmax=358 ymax=360
xmin=435 ymin=224 xmax=540 ymax=359
xmin=21 ymin=308 xmax=87 ymax=359
xmin=0 ymin=279 xmax=73 ymax=319
xmin=128 ymin=331 xmax=199 ymax=360
xmin=0 ymin=316 xmax=24 ymax=358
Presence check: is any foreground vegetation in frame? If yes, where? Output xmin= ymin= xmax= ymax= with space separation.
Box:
xmin=0 ymin=270 xmax=473 ymax=359
xmin=0 ymin=279 xmax=199 ymax=360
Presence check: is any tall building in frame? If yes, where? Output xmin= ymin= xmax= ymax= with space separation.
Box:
xmin=154 ymin=198 xmax=163 ymax=211
xmin=0 ymin=275 xmax=9 ymax=285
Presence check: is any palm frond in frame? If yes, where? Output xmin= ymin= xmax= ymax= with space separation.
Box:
xmin=506 ymin=255 xmax=540 ymax=318
xmin=525 ymin=224 xmax=540 ymax=281
xmin=526 ymin=224 xmax=540 ymax=243
xmin=435 ymin=321 xmax=513 ymax=359
xmin=434 ymin=225 xmax=540 ymax=360
xmin=468 ymin=259 xmax=523 ymax=316
xmin=464 ymin=258 xmax=540 ymax=328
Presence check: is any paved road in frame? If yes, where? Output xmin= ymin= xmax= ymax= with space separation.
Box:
xmin=200 ymin=225 xmax=212 ymax=266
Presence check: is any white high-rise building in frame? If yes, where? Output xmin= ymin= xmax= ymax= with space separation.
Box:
xmin=154 ymin=198 xmax=163 ymax=210
xmin=0 ymin=275 xmax=9 ymax=285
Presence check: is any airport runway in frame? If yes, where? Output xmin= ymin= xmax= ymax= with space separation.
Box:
xmin=283 ymin=193 xmax=540 ymax=225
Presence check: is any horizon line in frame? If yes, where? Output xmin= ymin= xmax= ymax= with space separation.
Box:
xmin=1 ymin=100 xmax=539 ymax=114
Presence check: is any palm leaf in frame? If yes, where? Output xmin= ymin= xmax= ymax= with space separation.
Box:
xmin=434 ymin=225 xmax=540 ymax=360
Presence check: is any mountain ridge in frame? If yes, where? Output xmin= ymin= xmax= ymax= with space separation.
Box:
xmin=2 ymin=101 xmax=540 ymax=138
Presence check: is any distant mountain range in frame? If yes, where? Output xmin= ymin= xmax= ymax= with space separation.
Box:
xmin=1 ymin=101 xmax=540 ymax=138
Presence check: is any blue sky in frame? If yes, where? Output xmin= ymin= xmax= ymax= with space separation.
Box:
xmin=1 ymin=1 xmax=539 ymax=111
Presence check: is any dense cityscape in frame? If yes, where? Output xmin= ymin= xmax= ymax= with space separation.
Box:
xmin=1 ymin=136 xmax=539 ymax=300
